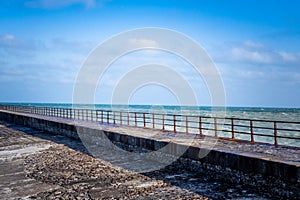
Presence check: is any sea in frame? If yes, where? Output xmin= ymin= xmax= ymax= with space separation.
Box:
xmin=4 ymin=103 xmax=300 ymax=121
xmin=2 ymin=103 xmax=300 ymax=146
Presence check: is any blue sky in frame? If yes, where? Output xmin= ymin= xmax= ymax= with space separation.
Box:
xmin=0 ymin=0 xmax=300 ymax=107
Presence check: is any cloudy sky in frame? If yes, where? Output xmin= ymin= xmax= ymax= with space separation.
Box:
xmin=0 ymin=0 xmax=300 ymax=107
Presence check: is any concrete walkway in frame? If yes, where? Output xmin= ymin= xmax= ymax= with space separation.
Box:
xmin=0 ymin=124 xmax=60 ymax=199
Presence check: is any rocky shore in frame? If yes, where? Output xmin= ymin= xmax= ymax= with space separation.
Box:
xmin=25 ymin=145 xmax=208 ymax=199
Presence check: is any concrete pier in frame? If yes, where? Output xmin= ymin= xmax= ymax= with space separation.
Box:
xmin=0 ymin=109 xmax=299 ymax=199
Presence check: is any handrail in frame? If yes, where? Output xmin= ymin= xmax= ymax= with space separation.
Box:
xmin=0 ymin=104 xmax=299 ymax=147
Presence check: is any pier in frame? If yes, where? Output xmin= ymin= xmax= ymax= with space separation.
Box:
xmin=0 ymin=105 xmax=299 ymax=199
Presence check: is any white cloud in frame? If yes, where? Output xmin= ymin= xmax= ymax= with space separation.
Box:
xmin=24 ymin=0 xmax=107 ymax=9
xmin=278 ymin=51 xmax=298 ymax=62
xmin=231 ymin=47 xmax=273 ymax=64
xmin=0 ymin=34 xmax=43 ymax=57
xmin=127 ymin=38 xmax=160 ymax=48
xmin=292 ymin=72 xmax=300 ymax=82
xmin=244 ymin=40 xmax=264 ymax=48
xmin=0 ymin=34 xmax=17 ymax=46
xmin=2 ymin=34 xmax=15 ymax=41
xmin=212 ymin=40 xmax=300 ymax=66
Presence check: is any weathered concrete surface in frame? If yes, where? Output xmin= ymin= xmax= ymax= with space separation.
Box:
xmin=0 ymin=124 xmax=61 ymax=199
xmin=0 ymin=122 xmax=211 ymax=199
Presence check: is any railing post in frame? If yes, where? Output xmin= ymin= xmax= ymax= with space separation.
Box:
xmin=199 ymin=116 xmax=202 ymax=137
xmin=231 ymin=118 xmax=235 ymax=139
xmin=86 ymin=110 xmax=88 ymax=121
xmin=214 ymin=117 xmax=217 ymax=137
xmin=250 ymin=120 xmax=254 ymax=143
xmin=162 ymin=114 xmax=165 ymax=130
xmin=120 ymin=112 xmax=122 ymax=125
xmin=107 ymin=111 xmax=110 ymax=123
xmin=274 ymin=122 xmax=278 ymax=146
xmin=126 ymin=112 xmax=129 ymax=125
xmin=152 ymin=114 xmax=155 ymax=128
xmin=143 ymin=113 xmax=146 ymax=127
xmin=134 ymin=112 xmax=137 ymax=126
xmin=101 ymin=110 xmax=104 ymax=123
xmin=113 ymin=112 xmax=116 ymax=124
xmin=173 ymin=115 xmax=176 ymax=132
xmin=96 ymin=110 xmax=98 ymax=122
xmin=186 ymin=116 xmax=189 ymax=134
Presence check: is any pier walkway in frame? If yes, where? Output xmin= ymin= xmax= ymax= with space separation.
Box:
xmin=0 ymin=109 xmax=299 ymax=199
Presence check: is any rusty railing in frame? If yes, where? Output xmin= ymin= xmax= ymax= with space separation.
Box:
xmin=0 ymin=104 xmax=300 ymax=147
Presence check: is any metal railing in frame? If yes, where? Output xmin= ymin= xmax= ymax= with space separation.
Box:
xmin=1 ymin=104 xmax=300 ymax=147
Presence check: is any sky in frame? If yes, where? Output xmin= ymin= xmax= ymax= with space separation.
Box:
xmin=0 ymin=0 xmax=300 ymax=107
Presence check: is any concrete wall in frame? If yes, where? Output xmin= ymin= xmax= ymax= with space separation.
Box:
xmin=0 ymin=110 xmax=299 ymax=183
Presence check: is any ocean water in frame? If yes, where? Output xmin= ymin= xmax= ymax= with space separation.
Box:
xmin=6 ymin=103 xmax=300 ymax=121
xmin=3 ymin=103 xmax=300 ymax=146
